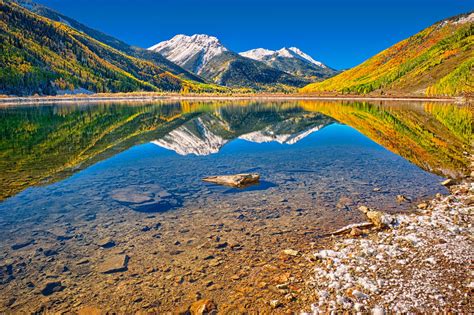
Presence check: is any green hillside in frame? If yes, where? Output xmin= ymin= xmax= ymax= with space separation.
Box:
xmin=12 ymin=0 xmax=204 ymax=83
xmin=301 ymin=13 xmax=473 ymax=97
xmin=0 ymin=1 xmax=205 ymax=96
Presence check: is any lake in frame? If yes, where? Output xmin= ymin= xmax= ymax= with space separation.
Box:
xmin=0 ymin=100 xmax=471 ymax=312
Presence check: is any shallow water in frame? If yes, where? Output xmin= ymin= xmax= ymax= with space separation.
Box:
xmin=0 ymin=100 xmax=471 ymax=312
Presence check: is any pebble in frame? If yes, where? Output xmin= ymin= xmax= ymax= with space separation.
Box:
xmin=282 ymin=249 xmax=299 ymax=256
xmin=189 ymin=299 xmax=216 ymax=315
xmin=372 ymin=306 xmax=385 ymax=315
xmin=441 ymin=179 xmax=454 ymax=187
xmin=417 ymin=203 xmax=428 ymax=209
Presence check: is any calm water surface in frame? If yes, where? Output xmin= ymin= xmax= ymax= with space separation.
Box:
xmin=0 ymin=100 xmax=471 ymax=312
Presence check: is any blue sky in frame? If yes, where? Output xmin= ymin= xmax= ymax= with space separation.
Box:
xmin=36 ymin=0 xmax=472 ymax=69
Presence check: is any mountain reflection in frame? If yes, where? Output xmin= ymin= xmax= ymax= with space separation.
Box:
xmin=0 ymin=100 xmax=471 ymax=200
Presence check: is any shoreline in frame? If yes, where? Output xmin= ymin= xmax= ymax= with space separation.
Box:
xmin=299 ymin=157 xmax=473 ymax=313
xmin=0 ymin=93 xmax=467 ymax=106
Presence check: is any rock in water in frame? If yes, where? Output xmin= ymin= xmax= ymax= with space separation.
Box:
xmin=41 ymin=281 xmax=64 ymax=296
xmin=98 ymin=255 xmax=129 ymax=274
xmin=202 ymin=173 xmax=260 ymax=188
xmin=11 ymin=239 xmax=34 ymax=250
xmin=110 ymin=188 xmax=153 ymax=204
xmin=96 ymin=238 xmax=116 ymax=249
xmin=396 ymin=195 xmax=409 ymax=203
xmin=189 ymin=299 xmax=217 ymax=315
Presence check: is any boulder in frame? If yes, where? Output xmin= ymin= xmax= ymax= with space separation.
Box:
xmin=365 ymin=210 xmax=386 ymax=229
xmin=202 ymin=174 xmax=260 ymax=188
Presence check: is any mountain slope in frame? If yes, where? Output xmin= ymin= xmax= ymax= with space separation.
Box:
xmin=240 ymin=47 xmax=338 ymax=80
xmin=301 ymin=12 xmax=474 ymax=96
xmin=12 ymin=0 xmax=204 ymax=83
xmin=0 ymin=1 xmax=202 ymax=95
xmin=149 ymin=34 xmax=309 ymax=89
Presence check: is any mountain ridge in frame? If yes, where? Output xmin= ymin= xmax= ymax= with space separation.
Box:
xmin=240 ymin=47 xmax=339 ymax=80
xmin=301 ymin=12 xmax=473 ymax=96
xmin=149 ymin=34 xmax=310 ymax=89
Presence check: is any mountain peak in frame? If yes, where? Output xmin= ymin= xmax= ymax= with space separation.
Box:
xmin=148 ymin=34 xmax=228 ymax=74
xmin=240 ymin=47 xmax=327 ymax=69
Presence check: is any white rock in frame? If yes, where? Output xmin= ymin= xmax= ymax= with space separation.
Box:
xmin=372 ymin=306 xmax=385 ymax=315
xmin=352 ymin=290 xmax=369 ymax=300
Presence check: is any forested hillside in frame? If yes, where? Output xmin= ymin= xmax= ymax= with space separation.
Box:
xmin=301 ymin=13 xmax=473 ymax=97
xmin=0 ymin=1 xmax=198 ymax=95
xmin=12 ymin=0 xmax=204 ymax=83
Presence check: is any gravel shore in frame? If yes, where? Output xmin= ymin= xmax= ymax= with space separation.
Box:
xmin=303 ymin=166 xmax=473 ymax=313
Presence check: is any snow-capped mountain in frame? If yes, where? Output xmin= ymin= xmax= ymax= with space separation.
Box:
xmin=240 ymin=47 xmax=338 ymax=80
xmin=151 ymin=117 xmax=228 ymax=156
xmin=149 ymin=34 xmax=228 ymax=74
xmin=152 ymin=114 xmax=334 ymax=156
xmin=239 ymin=125 xmax=324 ymax=145
xmin=148 ymin=34 xmax=308 ymax=88
xmin=241 ymin=47 xmax=326 ymax=68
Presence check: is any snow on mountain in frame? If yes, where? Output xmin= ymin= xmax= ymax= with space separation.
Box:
xmin=151 ymin=118 xmax=228 ymax=156
xmin=240 ymin=47 xmax=327 ymax=68
xmin=239 ymin=124 xmax=325 ymax=145
xmin=148 ymin=34 xmax=228 ymax=74
xmin=239 ymin=48 xmax=275 ymax=60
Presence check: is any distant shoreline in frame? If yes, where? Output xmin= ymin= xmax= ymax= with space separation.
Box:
xmin=0 ymin=93 xmax=468 ymax=106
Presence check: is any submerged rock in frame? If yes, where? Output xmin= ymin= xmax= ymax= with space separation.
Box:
xmin=111 ymin=187 xmax=181 ymax=213
xmin=11 ymin=239 xmax=34 ymax=250
xmin=40 ymin=281 xmax=64 ymax=296
xmin=97 ymin=238 xmax=116 ymax=249
xmin=202 ymin=173 xmax=260 ymax=188
xmin=110 ymin=188 xmax=154 ymax=204
xmin=396 ymin=195 xmax=409 ymax=203
xmin=98 ymin=255 xmax=129 ymax=274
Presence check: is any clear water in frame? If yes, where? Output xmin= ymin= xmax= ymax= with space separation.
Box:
xmin=0 ymin=100 xmax=470 ymax=312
